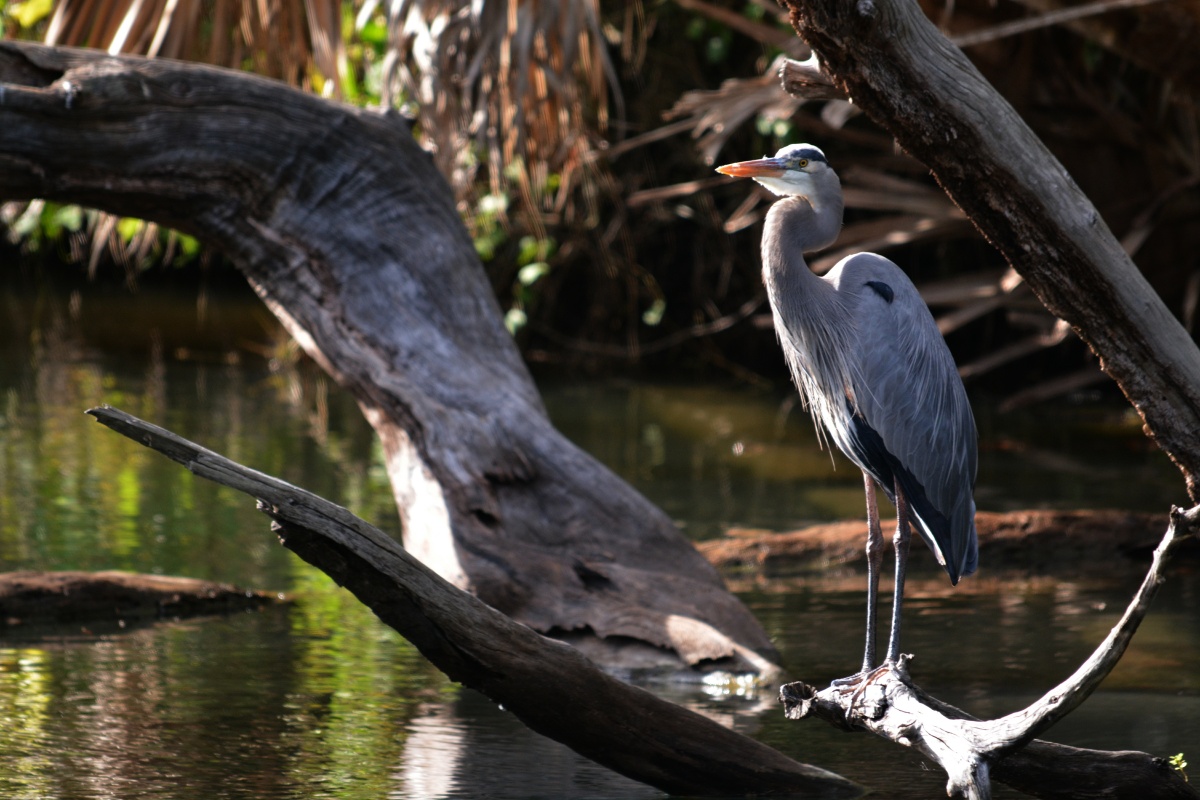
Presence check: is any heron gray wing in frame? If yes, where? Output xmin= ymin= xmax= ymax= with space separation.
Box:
xmin=829 ymin=254 xmax=979 ymax=582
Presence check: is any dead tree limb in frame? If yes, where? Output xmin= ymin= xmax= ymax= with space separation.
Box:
xmin=0 ymin=41 xmax=778 ymax=675
xmin=779 ymin=0 xmax=1200 ymax=501
xmin=84 ymin=404 xmax=861 ymax=799
xmin=782 ymin=506 xmax=1199 ymax=799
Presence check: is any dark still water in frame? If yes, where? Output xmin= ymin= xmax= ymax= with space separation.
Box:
xmin=0 ymin=268 xmax=1196 ymax=799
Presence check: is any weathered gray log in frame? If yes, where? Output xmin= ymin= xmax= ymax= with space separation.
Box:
xmin=85 ymin=404 xmax=861 ymax=798
xmin=782 ymin=506 xmax=1199 ymax=799
xmin=701 ymin=508 xmax=1198 ymax=572
xmin=0 ymin=570 xmax=279 ymax=626
xmin=780 ymin=0 xmax=1200 ymax=501
xmin=0 ymin=41 xmax=778 ymax=675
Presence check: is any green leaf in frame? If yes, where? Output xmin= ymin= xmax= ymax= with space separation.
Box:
xmin=359 ymin=20 xmax=388 ymax=49
xmin=504 ymin=307 xmax=528 ymax=335
xmin=52 ymin=205 xmax=83 ymax=233
xmin=11 ymin=0 xmax=54 ymax=29
xmin=502 ymin=158 xmax=525 ymax=182
xmin=516 ymin=235 xmax=540 ymax=266
xmin=177 ymin=234 xmax=201 ymax=258
xmin=477 ymin=193 xmax=509 ymax=216
xmin=517 ymin=262 xmax=550 ymax=286
xmin=642 ymin=298 xmax=666 ymax=327
xmin=116 ymin=217 xmax=143 ymax=242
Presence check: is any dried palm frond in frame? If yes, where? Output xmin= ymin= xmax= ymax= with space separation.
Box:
xmin=42 ymin=0 xmax=344 ymax=93
xmin=665 ymin=55 xmax=802 ymax=165
xmin=26 ymin=0 xmax=345 ymax=277
xmin=373 ymin=0 xmax=632 ymax=231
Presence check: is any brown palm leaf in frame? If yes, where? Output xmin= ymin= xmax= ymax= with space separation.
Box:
xmin=43 ymin=0 xmax=344 ymax=94
xmin=372 ymin=0 xmax=629 ymax=229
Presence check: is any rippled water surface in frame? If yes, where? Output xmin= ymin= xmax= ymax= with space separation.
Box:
xmin=0 ymin=268 xmax=1196 ymax=799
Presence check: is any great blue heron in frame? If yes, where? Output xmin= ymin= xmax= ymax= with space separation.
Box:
xmin=716 ymin=143 xmax=978 ymax=674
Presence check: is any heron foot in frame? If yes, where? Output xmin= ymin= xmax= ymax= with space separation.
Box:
xmin=830 ymin=661 xmax=889 ymax=688
xmin=830 ymin=670 xmax=871 ymax=687
xmin=830 ymin=656 xmax=912 ymax=690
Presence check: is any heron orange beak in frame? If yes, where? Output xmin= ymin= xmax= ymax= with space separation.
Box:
xmin=715 ymin=157 xmax=787 ymax=178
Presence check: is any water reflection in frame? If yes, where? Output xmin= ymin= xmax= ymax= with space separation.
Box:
xmin=398 ymin=692 xmax=661 ymax=800
xmin=0 ymin=268 xmax=1196 ymax=799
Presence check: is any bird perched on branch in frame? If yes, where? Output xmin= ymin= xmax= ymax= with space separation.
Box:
xmin=716 ymin=143 xmax=978 ymax=674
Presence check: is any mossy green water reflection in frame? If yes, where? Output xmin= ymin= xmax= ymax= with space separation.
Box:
xmin=0 ymin=268 xmax=1196 ymax=798
xmin=0 ymin=273 xmax=399 ymax=585
xmin=0 ymin=570 xmax=455 ymax=800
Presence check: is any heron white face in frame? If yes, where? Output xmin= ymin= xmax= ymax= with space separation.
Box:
xmin=715 ymin=144 xmax=833 ymax=205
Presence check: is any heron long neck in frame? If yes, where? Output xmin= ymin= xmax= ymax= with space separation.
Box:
xmin=761 ymin=193 xmax=853 ymax=441
xmin=761 ymin=193 xmax=844 ymax=313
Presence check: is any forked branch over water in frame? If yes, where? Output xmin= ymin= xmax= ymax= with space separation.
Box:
xmin=782 ymin=506 xmax=1200 ymax=800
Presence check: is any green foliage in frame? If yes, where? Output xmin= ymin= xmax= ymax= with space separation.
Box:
xmin=755 ymin=114 xmax=798 ymax=148
xmin=685 ymin=15 xmax=733 ymax=65
xmin=6 ymin=201 xmax=201 ymax=269
xmin=1170 ymin=753 xmax=1189 ymax=781
xmin=642 ymin=297 xmax=666 ymax=327
xmin=340 ymin=4 xmax=390 ymax=107
xmin=7 ymin=202 xmax=84 ymax=252
xmin=3 ymin=0 xmax=53 ymax=31
xmin=471 ymin=191 xmax=510 ymax=262
xmin=505 ymin=234 xmax=556 ymax=335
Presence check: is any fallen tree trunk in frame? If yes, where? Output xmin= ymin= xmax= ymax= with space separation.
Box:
xmin=89 ymin=405 xmax=1200 ymax=799
xmin=0 ymin=41 xmax=777 ymax=675
xmin=702 ymin=509 xmax=1200 ymax=572
xmin=778 ymin=0 xmax=1200 ymax=501
xmin=85 ymin=405 xmax=861 ymax=799
xmin=0 ymin=571 xmax=279 ymax=628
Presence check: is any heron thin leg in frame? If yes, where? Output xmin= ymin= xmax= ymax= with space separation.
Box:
xmin=885 ymin=481 xmax=911 ymax=664
xmin=862 ymin=472 xmax=884 ymax=673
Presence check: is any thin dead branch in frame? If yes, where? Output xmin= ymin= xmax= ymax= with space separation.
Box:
xmin=950 ymin=0 xmax=1172 ymax=49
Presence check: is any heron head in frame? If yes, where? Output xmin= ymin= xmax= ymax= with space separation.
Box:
xmin=715 ymin=143 xmax=834 ymax=202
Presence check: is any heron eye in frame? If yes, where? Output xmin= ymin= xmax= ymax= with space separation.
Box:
xmin=798 ymin=158 xmax=809 ymax=168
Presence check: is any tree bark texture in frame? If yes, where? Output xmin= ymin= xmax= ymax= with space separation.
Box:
xmin=0 ymin=42 xmax=778 ymax=674
xmin=86 ymin=405 xmax=863 ymax=799
xmin=780 ymin=0 xmax=1200 ymax=501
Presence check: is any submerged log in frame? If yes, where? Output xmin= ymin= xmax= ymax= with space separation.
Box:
xmin=0 ymin=41 xmax=777 ymax=676
xmin=0 ymin=570 xmax=278 ymax=628
xmin=701 ymin=509 xmax=1200 ymax=572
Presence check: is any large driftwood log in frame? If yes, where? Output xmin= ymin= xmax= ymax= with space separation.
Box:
xmin=85 ymin=405 xmax=860 ymax=799
xmin=779 ymin=0 xmax=1200 ymax=501
xmin=701 ymin=509 xmax=1200 ymax=572
xmin=0 ymin=571 xmax=279 ymax=627
xmin=0 ymin=41 xmax=777 ymax=675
